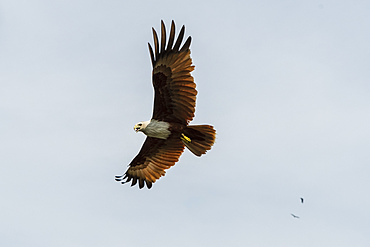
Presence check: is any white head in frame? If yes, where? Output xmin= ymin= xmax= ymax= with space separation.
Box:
xmin=134 ymin=120 xmax=150 ymax=132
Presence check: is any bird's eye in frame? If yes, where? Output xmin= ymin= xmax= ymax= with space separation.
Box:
xmin=138 ymin=123 xmax=142 ymax=126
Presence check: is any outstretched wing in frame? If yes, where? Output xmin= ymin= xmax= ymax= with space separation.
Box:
xmin=115 ymin=136 xmax=185 ymax=189
xmin=148 ymin=20 xmax=197 ymax=125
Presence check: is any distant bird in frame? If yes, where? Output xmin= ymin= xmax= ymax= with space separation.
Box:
xmin=115 ymin=20 xmax=216 ymax=189
xmin=291 ymin=213 xmax=300 ymax=219
xmin=300 ymin=197 xmax=304 ymax=203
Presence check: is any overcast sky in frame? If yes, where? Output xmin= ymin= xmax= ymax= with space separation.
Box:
xmin=1 ymin=0 xmax=370 ymax=246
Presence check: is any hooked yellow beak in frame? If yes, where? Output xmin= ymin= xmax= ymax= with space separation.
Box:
xmin=134 ymin=124 xmax=140 ymax=132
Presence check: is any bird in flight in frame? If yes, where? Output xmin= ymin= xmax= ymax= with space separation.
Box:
xmin=291 ymin=213 xmax=300 ymax=219
xmin=115 ymin=20 xmax=216 ymax=189
xmin=300 ymin=197 xmax=304 ymax=203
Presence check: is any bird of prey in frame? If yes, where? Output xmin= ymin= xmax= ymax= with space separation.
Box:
xmin=115 ymin=20 xmax=216 ymax=189
xmin=291 ymin=213 xmax=300 ymax=219
xmin=300 ymin=197 xmax=304 ymax=203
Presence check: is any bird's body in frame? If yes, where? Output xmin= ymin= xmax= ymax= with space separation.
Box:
xmin=136 ymin=120 xmax=172 ymax=139
xmin=115 ymin=20 xmax=216 ymax=189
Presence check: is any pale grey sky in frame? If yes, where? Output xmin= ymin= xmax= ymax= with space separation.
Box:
xmin=1 ymin=0 xmax=370 ymax=246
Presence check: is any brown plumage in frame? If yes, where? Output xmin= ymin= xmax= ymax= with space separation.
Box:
xmin=150 ymin=21 xmax=196 ymax=124
xmin=115 ymin=20 xmax=216 ymax=189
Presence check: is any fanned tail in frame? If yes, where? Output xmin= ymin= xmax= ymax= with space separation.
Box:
xmin=181 ymin=125 xmax=216 ymax=156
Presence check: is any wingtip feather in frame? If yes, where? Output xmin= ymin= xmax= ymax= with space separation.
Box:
xmin=173 ymin=25 xmax=185 ymax=51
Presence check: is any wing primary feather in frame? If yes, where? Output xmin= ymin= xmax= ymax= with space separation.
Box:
xmin=131 ymin=178 xmax=138 ymax=187
xmin=152 ymin=28 xmax=159 ymax=60
xmin=139 ymin=178 xmax=145 ymax=189
xmin=146 ymin=181 xmax=153 ymax=189
xmin=180 ymin=36 xmax=192 ymax=52
xmin=173 ymin=25 xmax=185 ymax=51
xmin=115 ymin=174 xmax=128 ymax=181
xmin=148 ymin=43 xmax=155 ymax=67
xmin=167 ymin=20 xmax=176 ymax=51
xmin=160 ymin=20 xmax=166 ymax=54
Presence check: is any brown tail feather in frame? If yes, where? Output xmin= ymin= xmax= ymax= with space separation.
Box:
xmin=181 ymin=125 xmax=216 ymax=156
